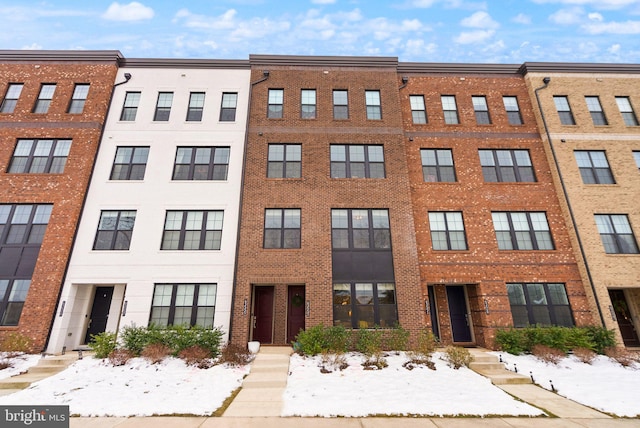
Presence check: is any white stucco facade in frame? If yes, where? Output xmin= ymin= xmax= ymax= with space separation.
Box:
xmin=47 ymin=63 xmax=250 ymax=353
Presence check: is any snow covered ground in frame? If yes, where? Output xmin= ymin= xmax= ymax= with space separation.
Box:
xmin=492 ymin=351 xmax=640 ymax=418
xmin=0 ymin=352 xmax=40 ymax=380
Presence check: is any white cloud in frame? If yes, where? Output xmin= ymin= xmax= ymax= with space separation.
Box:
xmin=454 ymin=29 xmax=495 ymax=44
xmin=582 ymin=20 xmax=640 ymax=34
xmin=22 ymin=42 xmax=43 ymax=50
xmin=531 ymin=0 xmax=636 ymax=10
xmin=512 ymin=13 xmax=531 ymax=25
xmin=404 ymin=39 xmax=438 ymax=57
xmin=311 ymin=0 xmax=337 ymax=3
xmin=102 ymin=2 xmax=154 ymax=22
xmin=608 ymin=43 xmax=621 ymax=53
xmin=460 ymin=11 xmax=499 ymax=29
xmin=549 ymin=7 xmax=584 ymax=24
xmin=588 ymin=12 xmax=604 ymax=21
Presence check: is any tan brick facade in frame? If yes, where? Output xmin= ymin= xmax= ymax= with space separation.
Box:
xmin=0 ymin=52 xmax=120 ymax=351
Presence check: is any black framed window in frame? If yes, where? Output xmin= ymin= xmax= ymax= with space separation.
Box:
xmin=585 ymin=96 xmax=608 ymax=125
xmin=331 ymin=209 xmax=390 ymax=249
xmin=8 ymin=139 xmax=71 ymax=174
xmin=0 ymin=204 xmax=52 ymax=246
xmin=472 ymin=96 xmax=491 ymax=124
xmin=263 ymin=208 xmax=301 ymax=249
xmin=479 ymin=149 xmax=535 ymax=182
xmin=93 ymin=210 xmax=136 ymax=250
xmin=574 ymin=151 xmax=614 ymax=184
xmin=507 ymin=283 xmax=574 ymax=328
xmin=420 ymin=149 xmax=456 ymax=182
xmin=268 ymin=89 xmax=284 ymax=118
xmin=330 ymin=145 xmax=385 ymax=178
xmin=333 ymin=282 xmax=397 ymax=329
xmin=365 ymin=90 xmax=381 ymax=120
xmin=186 ymin=92 xmax=205 ymax=122
xmin=333 ymin=90 xmax=348 ymax=119
xmin=150 ymin=283 xmax=217 ymax=328
xmin=33 ymin=84 xmax=56 ymax=113
xmin=503 ymin=96 xmax=523 ymax=125
xmin=161 ymin=210 xmax=224 ymax=250
xmin=267 ymin=144 xmax=301 ymax=178
xmin=153 ymin=92 xmax=173 ymax=121
xmin=120 ymin=92 xmax=141 ymax=121
xmin=220 ymin=92 xmax=237 ymax=121
xmin=0 ymin=83 xmax=24 ymax=113
xmin=0 ymin=280 xmax=31 ymax=327
xmin=595 ymin=214 xmax=639 ymax=254
xmin=553 ymin=96 xmax=576 ymax=125
xmin=441 ymin=95 xmax=459 ymax=124
xmin=428 ymin=211 xmax=467 ymax=250
xmin=110 ymin=146 xmax=149 ymax=180
xmin=616 ymin=96 xmax=639 ymax=126
xmin=68 ymin=84 xmax=89 ymax=114
xmin=492 ymin=212 xmax=554 ymax=250
xmin=410 ymin=95 xmax=427 ymax=124
xmin=301 ymin=89 xmax=316 ymax=119
xmin=172 ymin=146 xmax=230 ymax=180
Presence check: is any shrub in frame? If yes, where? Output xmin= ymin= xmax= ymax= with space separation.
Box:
xmin=88 ymin=332 xmax=117 ymax=359
xmin=384 ymin=324 xmax=410 ymax=353
xmin=0 ymin=332 xmax=32 ymax=353
xmin=295 ymin=325 xmax=350 ymax=356
xmin=413 ymin=328 xmax=438 ymax=358
xmin=355 ymin=328 xmax=384 ymax=357
xmin=362 ymin=353 xmax=388 ymax=370
xmin=441 ymin=346 xmax=473 ymax=369
xmin=141 ymin=343 xmax=171 ymax=364
xmin=572 ymin=347 xmax=596 ymax=364
xmin=120 ymin=325 xmax=223 ymax=358
xmin=179 ymin=345 xmax=214 ymax=369
xmin=584 ymin=326 xmax=616 ymax=354
xmin=495 ymin=326 xmax=617 ymax=355
xmin=531 ymin=344 xmax=565 ymax=365
xmin=319 ymin=352 xmax=349 ymax=373
xmin=605 ymin=347 xmax=640 ymax=367
xmin=219 ymin=343 xmax=252 ymax=367
xmin=495 ymin=328 xmax=526 ymax=355
xmin=119 ymin=325 xmax=152 ymax=356
xmin=108 ymin=349 xmax=134 ymax=366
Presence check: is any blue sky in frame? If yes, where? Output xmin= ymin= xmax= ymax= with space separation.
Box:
xmin=1 ymin=0 xmax=640 ymax=63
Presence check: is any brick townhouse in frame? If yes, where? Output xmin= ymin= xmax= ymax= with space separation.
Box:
xmin=0 ymin=50 xmax=120 ymax=352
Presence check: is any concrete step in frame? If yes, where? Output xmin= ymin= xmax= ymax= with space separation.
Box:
xmin=26 ymin=366 xmax=67 ymax=374
xmin=250 ymin=365 xmax=290 ymax=373
xmin=482 ymin=373 xmax=532 ymax=385
xmin=257 ymin=346 xmax=292 ymax=355
xmin=469 ymin=362 xmax=505 ymax=370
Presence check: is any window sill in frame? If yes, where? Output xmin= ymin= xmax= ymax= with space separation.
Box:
xmin=603 ymin=252 xmax=640 ymax=256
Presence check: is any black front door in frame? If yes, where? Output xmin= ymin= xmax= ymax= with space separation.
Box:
xmin=84 ymin=286 xmax=114 ymax=344
xmin=446 ymin=285 xmax=472 ymax=343
xmin=609 ymin=289 xmax=640 ymax=347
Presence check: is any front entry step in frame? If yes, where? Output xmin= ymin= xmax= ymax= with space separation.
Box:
xmin=467 ymin=348 xmax=531 ymax=385
xmin=0 ymin=353 xmax=82 ymax=395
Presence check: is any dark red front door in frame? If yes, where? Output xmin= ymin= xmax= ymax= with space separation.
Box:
xmin=287 ymin=286 xmax=305 ymax=344
xmin=252 ymin=286 xmax=274 ymax=344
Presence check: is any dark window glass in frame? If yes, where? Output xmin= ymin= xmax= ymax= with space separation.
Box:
xmin=503 ymin=96 xmax=523 ymax=125
xmin=93 ymin=210 xmax=136 ymax=250
xmin=492 ymin=212 xmax=554 ymax=250
xmin=268 ymin=89 xmax=283 ymax=119
xmin=220 ymin=92 xmax=237 ymax=121
xmin=333 ymin=90 xmax=348 ymax=119
xmin=110 ymin=146 xmax=149 ymax=180
xmin=595 ymin=214 xmax=639 ymax=254
xmin=616 ymin=97 xmax=639 ymax=126
xmin=365 ymin=90 xmax=381 ymax=120
xmin=428 ymin=212 xmax=467 ymax=250
xmin=301 ymin=89 xmax=316 ymax=119
xmin=267 ymin=144 xmax=301 ymax=178
xmin=120 ymin=92 xmax=141 ymax=121
xmin=420 ymin=149 xmax=456 ymax=182
xmin=8 ymin=139 xmax=71 ymax=174
xmin=33 ymin=84 xmax=56 ymax=113
xmin=68 ymin=84 xmax=89 ymax=114
xmin=479 ymin=149 xmax=535 ymax=182
xmin=263 ymin=209 xmax=301 ymax=249
xmin=333 ymin=282 xmax=397 ymax=329
xmin=507 ymin=283 xmax=574 ymax=328
xmin=150 ymin=283 xmax=216 ymax=328
xmin=0 ymin=83 xmax=24 ymax=113
xmin=331 ymin=209 xmax=390 ymax=250
xmin=554 ymin=96 xmax=576 ymax=125
xmin=186 ymin=92 xmax=205 ymax=122
xmin=161 ymin=211 xmax=224 ymax=250
xmin=472 ymin=96 xmax=491 ymax=124
xmin=330 ymin=145 xmax=385 ymax=178
xmin=153 ymin=92 xmax=173 ymax=121
xmin=172 ymin=147 xmax=230 ymax=180
xmin=574 ymin=151 xmax=615 ymax=184
xmin=585 ymin=96 xmax=608 ymax=126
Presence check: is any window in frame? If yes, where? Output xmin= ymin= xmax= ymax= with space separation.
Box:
xmin=616 ymin=96 xmax=639 ymax=126
xmin=634 ymin=151 xmax=640 ymax=171
xmin=110 ymin=146 xmax=149 ymax=180
xmin=172 ymin=147 xmax=230 ymax=180
xmin=267 ymin=144 xmax=301 ymax=178
xmin=161 ymin=211 xmax=224 ymax=250
xmin=420 ymin=149 xmax=456 ymax=182
xmin=503 ymin=96 xmax=523 ymax=125
xmin=92 ymin=210 xmax=136 ymax=250
xmin=441 ymin=95 xmax=459 ymax=124
xmin=492 ymin=212 xmax=554 ymax=250
xmin=479 ymin=149 xmax=535 ymax=183
xmin=595 ymin=214 xmax=639 ymax=254
xmin=554 ymin=96 xmax=575 ymax=125
xmin=585 ymin=96 xmax=608 ymax=126
xmin=220 ymin=92 xmax=237 ymax=121
xmin=153 ymin=92 xmax=173 ymax=121
xmin=68 ymin=84 xmax=89 ymax=114
xmin=186 ymin=92 xmax=205 ymax=121
xmin=333 ymin=282 xmax=397 ymax=328
xmin=428 ymin=212 xmax=467 ymax=250
xmin=409 ymin=95 xmax=427 ymax=124
xmin=0 ymin=204 xmax=52 ymax=246
xmin=507 ymin=283 xmax=573 ymax=328
xmin=263 ymin=209 xmax=301 ymax=249
xmin=0 ymin=83 xmax=23 ymax=113
xmin=472 ymin=96 xmax=491 ymax=124
xmin=0 ymin=280 xmax=31 ymax=326
xmin=301 ymin=89 xmax=316 ymax=119
xmin=331 ymin=209 xmax=390 ymax=249
xmin=330 ymin=145 xmax=385 ymax=178
xmin=333 ymin=90 xmax=348 ymax=119
xmin=120 ymin=92 xmax=141 ymax=121
xmin=574 ymin=151 xmax=614 ymax=184
xmin=365 ymin=90 xmax=381 ymax=120
xmin=33 ymin=84 xmax=56 ymax=113
xmin=268 ymin=89 xmax=283 ymax=118
xmin=8 ymin=139 xmax=71 ymax=174
xmin=150 ymin=283 xmax=217 ymax=328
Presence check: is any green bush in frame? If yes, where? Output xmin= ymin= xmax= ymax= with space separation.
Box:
xmin=88 ymin=332 xmax=117 ymax=359
xmin=495 ymin=325 xmax=616 ymax=355
xmin=384 ymin=323 xmax=410 ymax=352
xmin=584 ymin=326 xmax=616 ymax=354
xmin=0 ymin=332 xmax=32 ymax=353
xmin=495 ymin=328 xmax=526 ymax=355
xmin=442 ymin=346 xmax=473 ymax=369
xmin=355 ymin=328 xmax=384 ymax=356
xmin=119 ymin=325 xmax=223 ymax=358
xmin=295 ymin=325 xmax=350 ymax=356
xmin=414 ymin=328 xmax=438 ymax=357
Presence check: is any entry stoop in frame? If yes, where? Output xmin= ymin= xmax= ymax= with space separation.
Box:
xmin=0 ymin=353 xmax=82 ymax=396
xmin=467 ymin=348 xmax=531 ymax=385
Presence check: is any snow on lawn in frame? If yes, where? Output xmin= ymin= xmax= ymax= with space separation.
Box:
xmin=492 ymin=352 xmax=640 ymax=418
xmin=0 ymin=352 xmax=41 ymax=380
xmin=0 ymin=356 xmax=249 ymax=417
xmin=283 ymin=352 xmax=543 ymax=417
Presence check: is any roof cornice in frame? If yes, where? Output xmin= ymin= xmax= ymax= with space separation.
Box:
xmin=249 ymin=54 xmax=398 ymax=68
xmin=0 ymin=50 xmax=124 ymax=63
xmin=519 ymin=62 xmax=640 ymax=74
xmin=122 ymin=58 xmax=250 ymax=69
xmin=398 ymin=62 xmax=520 ymax=75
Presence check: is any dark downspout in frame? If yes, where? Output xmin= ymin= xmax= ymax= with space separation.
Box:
xmin=534 ymin=77 xmax=606 ymax=327
xmin=43 ymin=70 xmax=133 ymax=353
xmin=228 ymin=70 xmax=270 ymax=344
